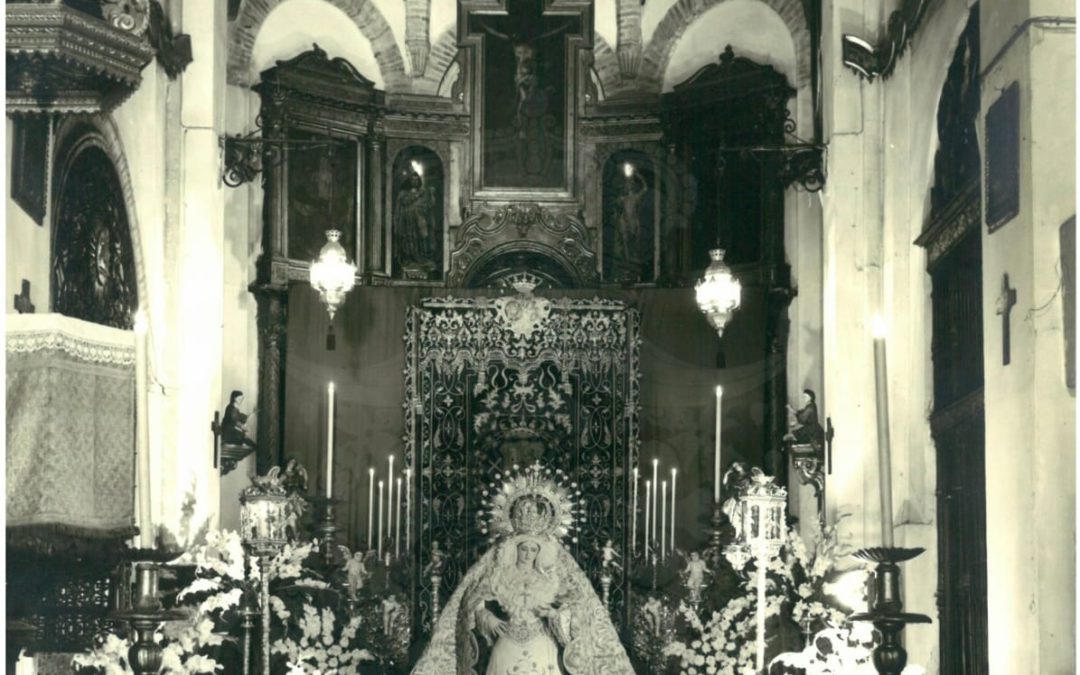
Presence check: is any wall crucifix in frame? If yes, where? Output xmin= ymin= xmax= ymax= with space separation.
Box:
xmin=460 ymin=0 xmax=591 ymax=197
xmin=996 ymin=272 xmax=1017 ymax=366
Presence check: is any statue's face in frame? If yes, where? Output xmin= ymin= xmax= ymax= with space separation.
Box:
xmin=802 ymin=392 xmax=812 ymax=407
xmin=516 ymin=540 xmax=540 ymax=565
xmin=690 ymin=552 xmax=699 ymax=561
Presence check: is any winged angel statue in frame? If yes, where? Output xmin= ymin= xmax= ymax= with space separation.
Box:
xmin=411 ymin=463 xmax=635 ymax=675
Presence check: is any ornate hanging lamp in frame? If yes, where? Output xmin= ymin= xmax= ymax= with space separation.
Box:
xmin=695 ymin=248 xmax=741 ymax=337
xmin=309 ymin=143 xmax=356 ymax=350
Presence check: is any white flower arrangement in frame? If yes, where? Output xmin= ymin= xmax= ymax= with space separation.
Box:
xmin=73 ymin=530 xmax=375 ymax=675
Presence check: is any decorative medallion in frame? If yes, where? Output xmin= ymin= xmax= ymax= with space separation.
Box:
xmin=493 ymin=273 xmax=551 ymax=339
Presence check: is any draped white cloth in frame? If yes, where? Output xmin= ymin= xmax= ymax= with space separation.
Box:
xmin=412 ymin=535 xmax=635 ymax=675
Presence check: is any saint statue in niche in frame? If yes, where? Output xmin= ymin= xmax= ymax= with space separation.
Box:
xmin=604 ymin=157 xmax=655 ymax=283
xmin=392 ymin=148 xmax=443 ymax=279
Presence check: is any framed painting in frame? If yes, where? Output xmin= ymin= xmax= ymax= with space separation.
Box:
xmin=285 ymin=131 xmax=361 ymax=265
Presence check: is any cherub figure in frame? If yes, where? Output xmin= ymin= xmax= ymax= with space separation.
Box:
xmin=599 ymin=539 xmax=622 ymax=574
xmin=423 ymin=541 xmax=446 ymax=578
xmin=345 ymin=552 xmax=369 ymax=600
xmin=682 ymin=551 xmax=712 ymax=604
xmin=382 ymin=594 xmax=403 ymax=635
xmin=281 ymin=457 xmax=309 ymax=495
xmin=641 ymin=596 xmax=664 ymax=637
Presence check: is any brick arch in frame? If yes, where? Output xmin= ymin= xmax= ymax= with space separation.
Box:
xmin=640 ymin=0 xmax=810 ymax=95
xmin=591 ymin=34 xmax=627 ymax=101
xmin=51 ymin=114 xmax=149 ymax=325
xmin=228 ymin=0 xmax=408 ymax=90
xmin=414 ymin=27 xmax=458 ymax=96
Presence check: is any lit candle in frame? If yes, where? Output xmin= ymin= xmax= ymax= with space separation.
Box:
xmin=644 ymin=480 xmax=651 ymax=556
xmin=670 ymin=467 xmax=677 ymax=552
xmin=714 ymin=386 xmax=723 ymax=504
xmin=326 ymin=383 xmax=335 ymax=500
xmin=387 ymin=455 xmax=395 ymax=539
xmin=651 ymin=459 xmax=658 ymax=544
xmin=872 ymin=316 xmax=895 ymax=547
xmin=660 ymin=480 xmax=667 ymax=562
xmin=631 ymin=467 xmax=639 ymax=554
xmin=405 ymin=467 xmax=413 ymax=552
xmin=367 ymin=468 xmax=375 ymax=550
xmin=395 ymin=477 xmax=402 ymax=557
xmin=134 ymin=310 xmax=152 ymax=549
xmin=377 ymin=480 xmax=384 ymax=558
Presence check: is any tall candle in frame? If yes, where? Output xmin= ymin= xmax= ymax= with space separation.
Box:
xmin=134 ymin=310 xmax=152 ymax=549
xmin=377 ymin=480 xmax=385 ymax=558
xmin=387 ymin=455 xmax=395 ymax=537
xmin=631 ymin=467 xmax=639 ymax=554
xmin=395 ymin=477 xmax=402 ymax=557
xmin=714 ymin=386 xmax=723 ymax=503
xmin=670 ymin=467 xmax=677 ymax=552
xmin=872 ymin=316 xmax=895 ymax=547
xmin=326 ymin=383 xmax=335 ymax=500
xmin=405 ymin=467 xmax=413 ymax=552
xmin=367 ymin=468 xmax=375 ymax=550
xmin=651 ymin=459 xmax=658 ymax=544
xmin=660 ymin=480 xmax=667 ymax=562
xmin=644 ymin=480 xmax=651 ymax=556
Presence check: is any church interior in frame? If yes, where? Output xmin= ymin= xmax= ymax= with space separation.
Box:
xmin=4 ymin=0 xmax=1076 ymax=673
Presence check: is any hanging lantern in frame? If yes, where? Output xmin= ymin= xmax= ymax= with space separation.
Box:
xmin=695 ymin=248 xmax=741 ymax=337
xmin=740 ymin=471 xmax=787 ymax=556
xmin=310 ymin=229 xmax=357 ymax=349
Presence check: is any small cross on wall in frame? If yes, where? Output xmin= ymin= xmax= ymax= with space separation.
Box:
xmin=996 ymin=273 xmax=1018 ymax=366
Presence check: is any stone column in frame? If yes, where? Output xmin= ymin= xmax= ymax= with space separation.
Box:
xmin=253 ymin=284 xmax=288 ymax=474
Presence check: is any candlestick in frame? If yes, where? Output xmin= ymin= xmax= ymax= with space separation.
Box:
xmin=405 ymin=467 xmax=413 ymax=552
xmin=367 ymin=468 xmax=375 ymax=550
xmin=378 ymin=480 xmax=384 ymax=558
xmin=631 ymin=467 xmax=639 ymax=554
xmin=395 ymin=477 xmax=402 ymax=557
xmin=387 ymin=455 xmax=395 ymax=542
xmin=872 ymin=316 xmax=895 ymax=547
xmin=661 ymin=480 xmax=667 ymax=562
xmin=651 ymin=459 xmax=658 ymax=544
xmin=714 ymin=386 xmax=723 ymax=504
xmin=326 ymin=383 xmax=335 ymax=500
xmin=134 ymin=310 xmax=152 ymax=549
xmin=670 ymin=467 xmax=677 ymax=552
xmin=644 ymin=480 xmax=651 ymax=556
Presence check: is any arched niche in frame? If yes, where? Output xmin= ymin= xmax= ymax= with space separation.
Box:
xmin=51 ymin=139 xmax=138 ymax=329
xmin=391 ymin=145 xmax=445 ymax=281
xmin=602 ymin=149 xmax=657 ymax=284
xmin=463 ymin=248 xmax=579 ymax=290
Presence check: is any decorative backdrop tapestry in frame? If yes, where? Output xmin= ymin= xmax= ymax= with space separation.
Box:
xmin=6 ymin=314 xmax=135 ymax=543
xmin=404 ymin=289 xmax=640 ymax=639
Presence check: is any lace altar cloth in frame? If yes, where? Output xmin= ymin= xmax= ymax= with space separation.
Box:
xmin=6 ymin=314 xmax=135 ymax=543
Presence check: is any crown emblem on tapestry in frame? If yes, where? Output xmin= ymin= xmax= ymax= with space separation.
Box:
xmin=479 ymin=462 xmax=580 ymax=544
xmin=493 ymin=273 xmax=552 ymax=339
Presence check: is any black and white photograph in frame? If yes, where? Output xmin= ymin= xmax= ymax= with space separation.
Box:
xmin=4 ymin=0 xmax=1075 ymax=674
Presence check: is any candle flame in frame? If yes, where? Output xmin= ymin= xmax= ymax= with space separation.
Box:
xmin=369 ymin=468 xmax=375 ymax=476
xmin=379 ymin=480 xmax=384 ymax=487
xmin=872 ymin=315 xmax=888 ymax=338
xmin=652 ymin=458 xmax=658 ymax=466
xmin=134 ymin=309 xmax=148 ymax=334
xmin=329 ymin=382 xmax=336 ymax=392
xmin=715 ymin=385 xmax=723 ymax=397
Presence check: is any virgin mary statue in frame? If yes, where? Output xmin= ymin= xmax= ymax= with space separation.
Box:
xmin=412 ymin=464 xmax=635 ymax=675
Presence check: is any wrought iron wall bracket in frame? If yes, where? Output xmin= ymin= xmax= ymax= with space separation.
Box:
xmin=716 ymin=143 xmax=826 ymax=192
xmin=219 ymin=133 xmax=348 ymax=188
xmin=842 ymin=0 xmax=933 ymax=81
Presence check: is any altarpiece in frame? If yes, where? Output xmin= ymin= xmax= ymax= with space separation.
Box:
xmin=404 ymin=282 xmax=641 ymax=639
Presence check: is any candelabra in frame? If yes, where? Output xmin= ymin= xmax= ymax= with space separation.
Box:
xmin=111 ymin=563 xmax=185 ymax=675
xmin=315 ymin=496 xmax=341 ymax=570
xmin=239 ymin=591 xmax=260 ymax=675
xmin=600 ymin=573 xmax=611 ymax=610
xmin=848 ymin=547 xmax=931 ymax=675
xmin=240 ymin=478 xmax=290 ymax=675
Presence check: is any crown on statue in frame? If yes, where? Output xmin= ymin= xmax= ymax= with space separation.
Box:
xmin=479 ymin=461 xmax=580 ymax=544
xmin=503 ymin=272 xmax=543 ymax=295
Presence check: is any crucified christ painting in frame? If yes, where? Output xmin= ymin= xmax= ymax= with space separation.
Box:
xmin=467 ymin=0 xmax=582 ymax=190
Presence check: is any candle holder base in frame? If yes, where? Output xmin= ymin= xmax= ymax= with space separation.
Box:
xmin=314 ymin=498 xmax=341 ymax=570
xmin=849 ymin=547 xmax=931 ymax=675
xmin=110 ymin=608 xmax=187 ymax=675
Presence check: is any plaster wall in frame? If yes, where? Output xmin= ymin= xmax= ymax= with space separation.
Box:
xmin=5 ymin=120 xmax=51 ymax=314
xmin=980 ymin=15 xmax=1076 ymax=674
